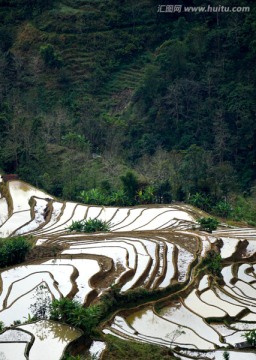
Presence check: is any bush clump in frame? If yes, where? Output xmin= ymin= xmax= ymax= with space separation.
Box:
xmin=40 ymin=44 xmax=63 ymax=68
xmin=197 ymin=217 xmax=219 ymax=233
xmin=67 ymin=218 xmax=110 ymax=233
xmin=0 ymin=236 xmax=32 ymax=268
xmin=242 ymin=329 xmax=256 ymax=347
xmin=50 ymin=298 xmax=101 ymax=336
xmin=200 ymin=250 xmax=222 ymax=277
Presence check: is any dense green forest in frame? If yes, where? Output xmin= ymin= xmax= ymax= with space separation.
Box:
xmin=0 ymin=0 xmax=255 ymax=220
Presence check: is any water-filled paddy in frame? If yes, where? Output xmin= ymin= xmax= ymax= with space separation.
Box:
xmin=1 ymin=181 xmax=256 ymax=359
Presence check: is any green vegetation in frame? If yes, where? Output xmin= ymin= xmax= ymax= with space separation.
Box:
xmin=199 ymin=250 xmax=222 ymax=277
xmin=50 ymin=298 xmax=102 ymax=336
xmin=189 ymin=193 xmax=232 ymax=217
xmin=79 ymin=170 xmax=167 ymax=206
xmin=223 ymin=351 xmax=230 ymax=360
xmin=230 ymin=196 xmax=256 ymax=226
xmin=0 ymin=0 xmax=254 ymax=220
xmin=189 ymin=192 xmax=256 ymax=225
xmin=0 ymin=3 xmax=256 ymax=355
xmin=51 ymin=297 xmax=179 ymax=359
xmin=39 ymin=44 xmax=63 ymax=68
xmin=0 ymin=236 xmax=32 ymax=268
xmin=50 ymin=282 xmax=188 ymax=339
xmin=197 ymin=217 xmax=219 ymax=233
xmin=0 ymin=321 xmax=5 ymax=332
xmin=63 ymin=355 xmax=84 ymax=360
xmin=242 ymin=329 xmax=256 ymax=347
xmin=67 ymin=218 xmax=110 ymax=233
xmin=103 ymin=335 xmax=178 ymax=360
xmin=0 ymin=3 xmax=255 ymax=356
xmin=23 ymin=313 xmax=37 ymax=324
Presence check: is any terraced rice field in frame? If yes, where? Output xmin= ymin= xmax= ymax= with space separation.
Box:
xmin=0 ymin=180 xmax=256 ymax=359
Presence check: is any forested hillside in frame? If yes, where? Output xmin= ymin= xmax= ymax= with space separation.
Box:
xmin=0 ymin=0 xmax=255 ymax=219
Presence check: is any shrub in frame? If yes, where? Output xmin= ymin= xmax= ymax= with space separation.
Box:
xmin=79 ymin=188 xmax=134 ymax=206
xmin=40 ymin=44 xmax=63 ymax=68
xmin=188 ymin=193 xmax=234 ymax=219
xmin=80 ymin=188 xmax=108 ymax=205
xmin=189 ymin=193 xmax=212 ymax=212
xmin=200 ymin=250 xmax=222 ymax=276
xmin=242 ymin=329 xmax=256 ymax=347
xmin=109 ymin=189 xmax=131 ymax=206
xmin=232 ymin=195 xmax=256 ymax=224
xmin=197 ymin=217 xmax=219 ymax=233
xmin=0 ymin=236 xmax=32 ymax=268
xmin=50 ymin=298 xmax=101 ymax=336
xmin=223 ymin=351 xmax=230 ymax=360
xmin=0 ymin=321 xmax=5 ymax=332
xmin=67 ymin=218 xmax=110 ymax=233
xmin=213 ymin=201 xmax=232 ymax=217
xmin=137 ymin=185 xmax=155 ymax=204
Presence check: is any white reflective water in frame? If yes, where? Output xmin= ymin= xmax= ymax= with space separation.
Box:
xmin=19 ymin=320 xmax=81 ymax=360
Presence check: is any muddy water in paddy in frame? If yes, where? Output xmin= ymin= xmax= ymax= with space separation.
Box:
xmin=19 ymin=320 xmax=82 ymax=360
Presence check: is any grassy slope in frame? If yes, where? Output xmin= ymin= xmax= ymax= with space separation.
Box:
xmin=11 ymin=0 xmax=165 ymax=118
xmin=0 ymin=0 xmax=175 ymax=194
xmin=102 ymin=335 xmax=178 ymax=360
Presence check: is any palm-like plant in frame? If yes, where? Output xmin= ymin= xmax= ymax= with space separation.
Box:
xmin=67 ymin=218 xmax=111 ymax=233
